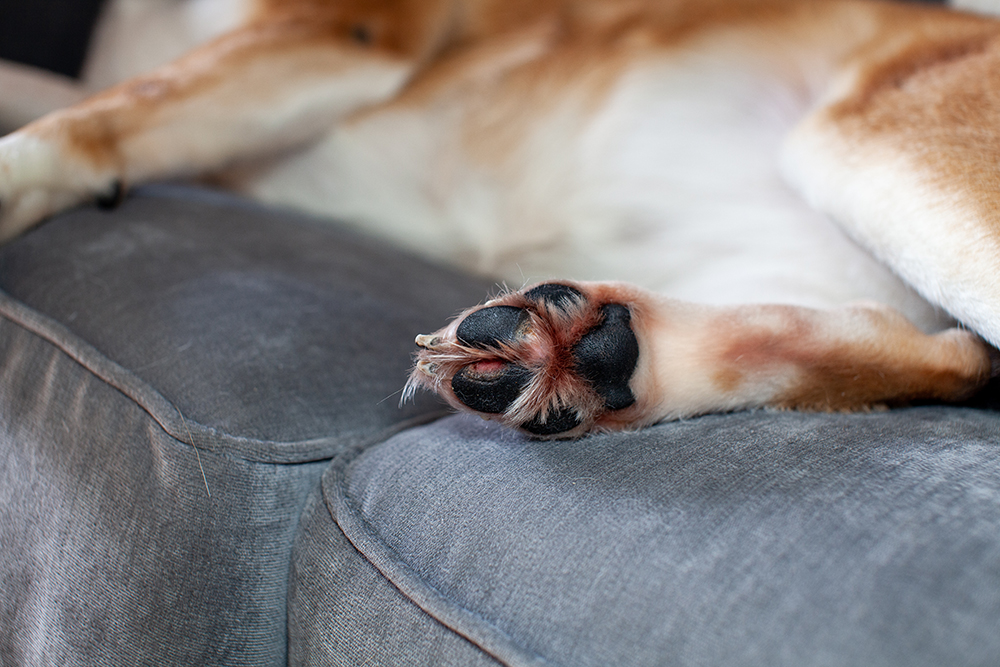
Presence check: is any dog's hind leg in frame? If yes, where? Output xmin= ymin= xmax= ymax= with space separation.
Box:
xmin=782 ymin=9 xmax=1000 ymax=346
xmin=0 ymin=0 xmax=454 ymax=241
xmin=406 ymin=281 xmax=992 ymax=438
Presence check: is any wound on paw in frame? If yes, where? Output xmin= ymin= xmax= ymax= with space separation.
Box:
xmin=457 ymin=305 xmax=529 ymax=349
xmin=521 ymin=406 xmax=582 ymax=436
xmin=451 ymin=363 xmax=532 ymax=414
xmin=524 ymin=283 xmax=585 ymax=312
xmin=573 ymin=304 xmax=639 ymax=410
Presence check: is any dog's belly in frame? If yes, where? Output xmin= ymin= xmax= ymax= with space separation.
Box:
xmin=238 ymin=37 xmax=950 ymax=332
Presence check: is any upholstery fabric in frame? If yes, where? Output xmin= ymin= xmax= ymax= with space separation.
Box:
xmin=0 ymin=186 xmax=492 ymax=665
xmin=295 ymin=410 xmax=1000 ymax=667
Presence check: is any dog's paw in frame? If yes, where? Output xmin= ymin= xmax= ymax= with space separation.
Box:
xmin=0 ymin=132 xmax=121 ymax=242
xmin=405 ymin=281 xmax=645 ymax=438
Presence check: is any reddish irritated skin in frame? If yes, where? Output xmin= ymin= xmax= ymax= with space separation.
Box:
xmin=407 ymin=281 xmax=993 ymax=438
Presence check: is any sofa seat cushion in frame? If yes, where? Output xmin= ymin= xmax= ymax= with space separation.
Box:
xmin=291 ymin=409 xmax=1000 ymax=666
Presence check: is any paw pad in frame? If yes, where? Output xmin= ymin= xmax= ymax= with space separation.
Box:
xmin=573 ymin=304 xmax=639 ymax=410
xmin=456 ymin=305 xmax=530 ymax=348
xmin=451 ymin=362 xmax=532 ymax=414
xmin=524 ymin=283 xmax=585 ymax=311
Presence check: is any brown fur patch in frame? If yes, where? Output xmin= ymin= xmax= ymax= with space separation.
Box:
xmin=710 ymin=306 xmax=991 ymax=412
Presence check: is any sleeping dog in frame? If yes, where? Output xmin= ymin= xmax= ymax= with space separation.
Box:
xmin=2 ymin=0 xmax=1000 ymax=437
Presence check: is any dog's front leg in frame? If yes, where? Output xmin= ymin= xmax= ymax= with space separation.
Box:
xmin=406 ymin=281 xmax=991 ymax=438
xmin=0 ymin=12 xmax=441 ymax=241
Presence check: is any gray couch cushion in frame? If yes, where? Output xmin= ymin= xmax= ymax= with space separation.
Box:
xmin=292 ymin=409 xmax=1000 ymax=667
xmin=0 ymin=186 xmax=492 ymax=665
xmin=0 ymin=185 xmax=491 ymax=447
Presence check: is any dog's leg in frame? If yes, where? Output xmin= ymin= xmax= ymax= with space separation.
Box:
xmin=406 ymin=281 xmax=991 ymax=438
xmin=0 ymin=3 xmax=452 ymax=241
xmin=782 ymin=14 xmax=1000 ymax=346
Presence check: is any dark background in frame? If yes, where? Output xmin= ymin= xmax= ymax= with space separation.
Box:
xmin=0 ymin=0 xmax=111 ymax=78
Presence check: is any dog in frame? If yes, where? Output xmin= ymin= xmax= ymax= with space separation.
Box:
xmin=2 ymin=0 xmax=1000 ymax=438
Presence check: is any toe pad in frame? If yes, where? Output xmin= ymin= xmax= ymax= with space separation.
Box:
xmin=456 ymin=306 xmax=529 ymax=349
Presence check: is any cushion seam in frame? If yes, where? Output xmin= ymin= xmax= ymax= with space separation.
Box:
xmin=324 ymin=441 xmax=559 ymax=667
xmin=0 ymin=289 xmax=444 ymax=463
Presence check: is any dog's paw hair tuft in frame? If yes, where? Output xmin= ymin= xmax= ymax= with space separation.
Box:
xmin=573 ymin=304 xmax=639 ymax=410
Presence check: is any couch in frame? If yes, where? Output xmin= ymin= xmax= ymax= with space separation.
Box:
xmin=1 ymin=184 xmax=999 ymax=666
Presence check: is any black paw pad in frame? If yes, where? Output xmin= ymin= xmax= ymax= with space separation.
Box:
xmin=573 ymin=304 xmax=639 ymax=410
xmin=524 ymin=283 xmax=585 ymax=312
xmin=451 ymin=363 xmax=532 ymax=414
xmin=457 ymin=306 xmax=530 ymax=349
xmin=521 ymin=406 xmax=582 ymax=436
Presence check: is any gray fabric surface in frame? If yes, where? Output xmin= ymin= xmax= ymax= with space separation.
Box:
xmin=289 ymin=484 xmax=506 ymax=667
xmin=294 ymin=410 xmax=1000 ymax=667
xmin=0 ymin=187 xmax=493 ymax=665
xmin=0 ymin=185 xmax=492 ymax=446
xmin=0 ymin=312 xmax=329 ymax=664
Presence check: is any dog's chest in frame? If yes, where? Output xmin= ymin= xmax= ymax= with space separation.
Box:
xmin=240 ymin=40 xmax=947 ymax=331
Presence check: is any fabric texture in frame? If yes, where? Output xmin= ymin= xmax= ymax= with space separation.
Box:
xmin=292 ymin=410 xmax=1000 ymax=667
xmin=0 ymin=186 xmax=493 ymax=665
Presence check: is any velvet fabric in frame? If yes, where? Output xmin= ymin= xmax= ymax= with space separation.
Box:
xmin=293 ymin=411 xmax=1000 ymax=666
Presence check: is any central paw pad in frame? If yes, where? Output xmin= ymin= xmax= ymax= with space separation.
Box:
xmin=573 ymin=304 xmax=639 ymax=411
xmin=407 ymin=281 xmax=642 ymax=438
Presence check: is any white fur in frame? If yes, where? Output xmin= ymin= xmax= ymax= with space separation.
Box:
xmin=240 ymin=29 xmax=951 ymax=332
xmin=118 ymin=58 xmax=414 ymax=181
xmin=0 ymin=134 xmax=115 ymax=237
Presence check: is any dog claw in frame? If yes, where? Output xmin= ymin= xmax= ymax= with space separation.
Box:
xmin=416 ymin=359 xmax=439 ymax=377
xmin=415 ymin=334 xmax=443 ymax=350
xmin=96 ymin=179 xmax=126 ymax=210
